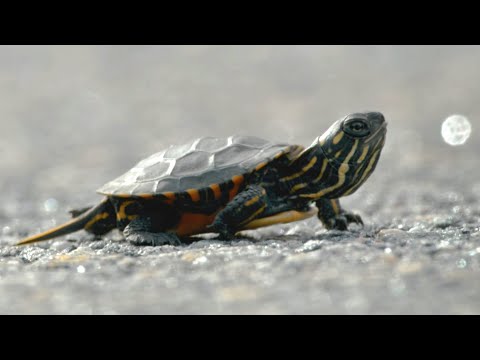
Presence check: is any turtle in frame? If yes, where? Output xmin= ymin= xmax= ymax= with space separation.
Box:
xmin=17 ymin=111 xmax=387 ymax=247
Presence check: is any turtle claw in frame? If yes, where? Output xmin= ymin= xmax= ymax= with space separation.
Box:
xmin=206 ymin=223 xmax=236 ymax=240
xmin=344 ymin=212 xmax=364 ymax=227
xmin=325 ymin=212 xmax=364 ymax=231
xmin=215 ymin=232 xmax=236 ymax=241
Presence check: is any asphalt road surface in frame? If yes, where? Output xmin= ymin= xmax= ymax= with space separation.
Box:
xmin=1 ymin=46 xmax=479 ymax=314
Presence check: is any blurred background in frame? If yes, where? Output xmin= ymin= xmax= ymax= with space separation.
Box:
xmin=1 ymin=45 xmax=478 ymax=223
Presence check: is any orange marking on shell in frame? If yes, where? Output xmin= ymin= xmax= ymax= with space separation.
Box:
xmin=229 ymin=175 xmax=244 ymax=200
xmin=186 ymin=189 xmax=201 ymax=202
xmin=175 ymin=212 xmax=220 ymax=237
xmin=162 ymin=192 xmax=176 ymax=204
xmin=138 ymin=193 xmax=154 ymax=199
xmin=163 ymin=192 xmax=176 ymax=199
xmin=115 ymin=194 xmax=131 ymax=199
xmin=209 ymin=184 xmax=222 ymax=200
xmin=255 ymin=161 xmax=268 ymax=171
xmin=274 ymin=150 xmax=285 ymax=159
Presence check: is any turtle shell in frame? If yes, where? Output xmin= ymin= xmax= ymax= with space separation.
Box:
xmin=97 ymin=135 xmax=293 ymax=196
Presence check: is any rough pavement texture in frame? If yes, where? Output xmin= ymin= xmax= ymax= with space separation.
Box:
xmin=1 ymin=46 xmax=479 ymax=314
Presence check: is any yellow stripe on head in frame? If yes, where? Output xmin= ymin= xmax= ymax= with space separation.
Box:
xmin=343 ymin=149 xmax=380 ymax=196
xmin=300 ymin=139 xmax=358 ymax=199
xmin=332 ymin=131 xmax=344 ymax=145
xmin=290 ymin=183 xmax=308 ymax=194
xmin=356 ymin=145 xmax=369 ymax=164
xmin=353 ymin=159 xmax=367 ymax=179
xmin=313 ymin=158 xmax=329 ymax=183
xmin=281 ymin=156 xmax=317 ymax=182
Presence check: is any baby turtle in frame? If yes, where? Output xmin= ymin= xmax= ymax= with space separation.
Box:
xmin=18 ymin=111 xmax=387 ymax=246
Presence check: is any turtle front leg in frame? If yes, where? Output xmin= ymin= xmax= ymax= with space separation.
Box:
xmin=208 ymin=185 xmax=268 ymax=239
xmin=123 ymin=217 xmax=181 ymax=246
xmin=315 ymin=198 xmax=363 ymax=230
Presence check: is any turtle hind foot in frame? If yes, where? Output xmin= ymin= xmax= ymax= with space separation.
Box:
xmin=123 ymin=217 xmax=182 ymax=246
xmin=124 ymin=230 xmax=182 ymax=246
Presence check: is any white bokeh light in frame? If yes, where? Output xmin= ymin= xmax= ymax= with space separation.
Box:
xmin=441 ymin=115 xmax=472 ymax=146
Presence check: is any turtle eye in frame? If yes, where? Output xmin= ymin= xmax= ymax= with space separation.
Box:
xmin=343 ymin=119 xmax=370 ymax=137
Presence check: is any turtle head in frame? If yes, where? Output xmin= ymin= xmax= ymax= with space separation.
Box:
xmin=313 ymin=111 xmax=387 ymax=196
xmin=318 ymin=111 xmax=387 ymax=165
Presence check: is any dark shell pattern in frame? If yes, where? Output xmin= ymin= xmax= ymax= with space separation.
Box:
xmin=97 ymin=135 xmax=291 ymax=196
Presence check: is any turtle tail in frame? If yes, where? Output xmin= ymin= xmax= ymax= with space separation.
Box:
xmin=16 ymin=198 xmax=117 ymax=246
